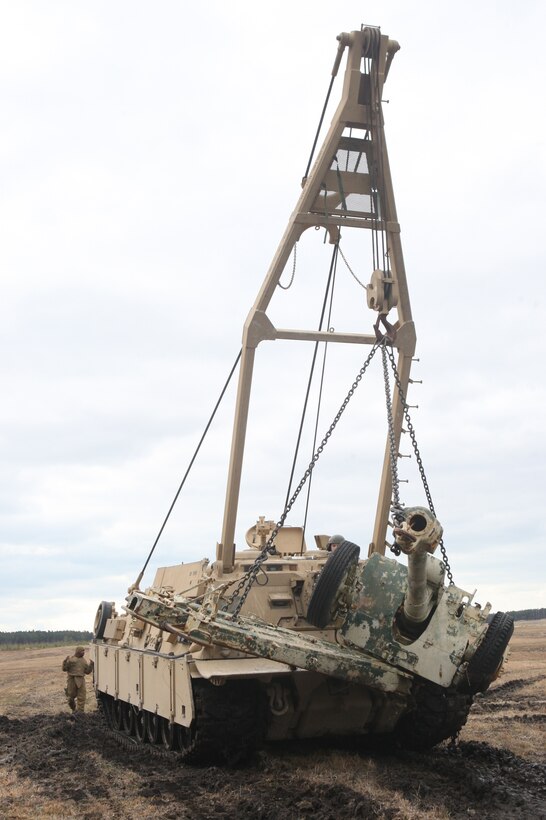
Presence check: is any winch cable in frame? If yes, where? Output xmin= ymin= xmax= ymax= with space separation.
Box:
xmin=129 ymin=349 xmax=242 ymax=592
xmin=369 ymin=50 xmax=392 ymax=299
xmin=302 ymin=35 xmax=347 ymax=182
xmin=282 ymin=242 xmax=340 ymax=514
xmin=384 ymin=343 xmax=454 ymax=585
xmin=299 ymin=243 xmax=340 ymax=552
xmin=303 ymin=77 xmax=335 ymax=182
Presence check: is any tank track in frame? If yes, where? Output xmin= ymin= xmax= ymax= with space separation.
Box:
xmin=98 ymin=678 xmax=267 ymax=765
xmin=105 ymin=719 xmax=176 ymax=761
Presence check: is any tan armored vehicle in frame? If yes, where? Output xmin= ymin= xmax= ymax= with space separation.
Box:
xmin=91 ymin=27 xmax=513 ymax=763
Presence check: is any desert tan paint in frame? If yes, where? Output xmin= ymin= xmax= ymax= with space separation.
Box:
xmin=91 ymin=29 xmax=511 ymax=758
xmin=216 ymin=30 xmax=414 ymax=572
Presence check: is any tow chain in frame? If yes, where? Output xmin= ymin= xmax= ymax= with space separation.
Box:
xmin=224 ymin=342 xmax=381 ymax=616
xmin=383 ymin=342 xmax=454 ymax=585
xmin=381 ymin=343 xmax=405 ymax=551
xmin=224 ymin=335 xmax=453 ymax=616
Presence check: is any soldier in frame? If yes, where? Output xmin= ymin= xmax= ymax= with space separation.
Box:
xmin=326 ymin=534 xmax=345 ymax=552
xmin=62 ymin=646 xmax=94 ymax=713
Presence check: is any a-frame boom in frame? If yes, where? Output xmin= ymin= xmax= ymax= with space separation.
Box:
xmin=217 ymin=28 xmax=415 ymax=572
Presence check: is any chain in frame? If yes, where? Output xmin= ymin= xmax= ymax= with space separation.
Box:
xmin=338 ymin=245 xmax=367 ymax=290
xmin=224 ymin=342 xmax=381 ymax=616
xmin=384 ymin=344 xmax=454 ymax=585
xmin=277 ymin=242 xmax=298 ymax=290
xmin=380 ymin=343 xmax=404 ymax=556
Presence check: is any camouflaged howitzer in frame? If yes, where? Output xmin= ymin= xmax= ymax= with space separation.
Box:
xmin=91 ymin=28 xmax=513 ymax=763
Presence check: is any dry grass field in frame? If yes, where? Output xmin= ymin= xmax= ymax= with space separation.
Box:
xmin=0 ymin=620 xmax=544 ymax=819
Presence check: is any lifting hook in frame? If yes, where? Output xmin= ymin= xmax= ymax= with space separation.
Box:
xmin=373 ymin=314 xmax=397 ymax=344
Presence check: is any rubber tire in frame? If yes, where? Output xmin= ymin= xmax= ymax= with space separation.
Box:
xmin=396 ymin=681 xmax=473 ymax=750
xmin=466 ymin=611 xmax=514 ymax=694
xmin=306 ymin=540 xmax=360 ymax=629
xmin=93 ymin=601 xmax=113 ymax=640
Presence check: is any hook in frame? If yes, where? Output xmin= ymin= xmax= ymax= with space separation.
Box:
xmin=373 ymin=314 xmax=396 ymax=343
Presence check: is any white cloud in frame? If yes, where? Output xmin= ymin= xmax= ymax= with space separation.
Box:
xmin=1 ymin=1 xmax=544 ymax=632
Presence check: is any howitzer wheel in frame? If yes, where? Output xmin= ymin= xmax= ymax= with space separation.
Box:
xmin=465 ymin=611 xmax=514 ymax=694
xmin=395 ymin=680 xmax=473 ymax=750
xmin=306 ymin=540 xmax=360 ymax=629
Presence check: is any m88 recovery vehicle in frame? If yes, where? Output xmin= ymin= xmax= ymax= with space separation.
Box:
xmin=91 ymin=26 xmax=513 ymax=763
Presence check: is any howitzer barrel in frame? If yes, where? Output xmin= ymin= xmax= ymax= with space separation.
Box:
xmin=393 ymin=507 xmax=443 ymax=627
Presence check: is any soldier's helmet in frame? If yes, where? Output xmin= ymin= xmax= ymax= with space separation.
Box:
xmin=75 ymin=646 xmax=85 ymax=654
xmin=327 ymin=534 xmax=345 ymax=551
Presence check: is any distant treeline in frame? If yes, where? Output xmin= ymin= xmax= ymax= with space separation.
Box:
xmin=1 ymin=610 xmax=544 ymax=647
xmin=0 ymin=630 xmax=93 ymax=648
xmin=505 ymin=608 xmax=546 ymax=621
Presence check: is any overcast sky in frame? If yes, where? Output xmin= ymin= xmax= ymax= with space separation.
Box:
xmin=1 ymin=1 xmax=544 ymax=631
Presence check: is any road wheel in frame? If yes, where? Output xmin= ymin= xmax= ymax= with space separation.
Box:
xmin=121 ymin=701 xmax=135 ymax=735
xmin=306 ymin=540 xmax=360 ymax=628
xmin=178 ymin=725 xmax=193 ymax=753
xmin=112 ymin=699 xmax=123 ymax=730
xmin=97 ymin=692 xmax=113 ymax=726
xmin=466 ymin=612 xmax=514 ymax=694
xmin=160 ymin=718 xmax=180 ymax=751
xmin=146 ymin=712 xmax=161 ymax=744
xmin=134 ymin=708 xmax=147 ymax=743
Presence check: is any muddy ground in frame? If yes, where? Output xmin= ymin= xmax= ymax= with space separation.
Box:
xmin=1 ymin=712 xmax=545 ymax=819
xmin=0 ymin=621 xmax=545 ymax=819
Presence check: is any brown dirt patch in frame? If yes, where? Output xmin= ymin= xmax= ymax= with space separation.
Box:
xmin=0 ymin=624 xmax=545 ymax=819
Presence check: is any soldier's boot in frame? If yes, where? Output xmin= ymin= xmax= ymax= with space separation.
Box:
xmin=68 ymin=698 xmax=76 ymax=712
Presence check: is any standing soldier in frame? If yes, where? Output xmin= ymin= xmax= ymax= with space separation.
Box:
xmin=62 ymin=646 xmax=94 ymax=713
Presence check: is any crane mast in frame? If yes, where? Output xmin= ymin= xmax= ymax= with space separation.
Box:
xmin=217 ymin=28 xmax=415 ymax=572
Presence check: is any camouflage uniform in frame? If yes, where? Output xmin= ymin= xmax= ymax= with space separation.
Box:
xmin=62 ymin=647 xmax=94 ymax=712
